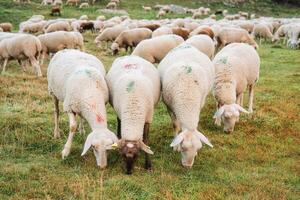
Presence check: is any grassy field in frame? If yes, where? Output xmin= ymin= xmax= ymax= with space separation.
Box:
xmin=0 ymin=0 xmax=300 ymax=199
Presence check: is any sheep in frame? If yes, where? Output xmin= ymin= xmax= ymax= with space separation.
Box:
xmin=66 ymin=0 xmax=80 ymax=6
xmin=53 ymin=0 xmax=62 ymax=6
xmin=106 ymin=2 xmax=117 ymax=9
xmin=106 ymin=55 xmax=160 ymax=174
xmin=96 ymin=15 xmax=106 ymax=21
xmin=213 ymin=43 xmax=260 ymax=133
xmin=192 ymin=11 xmax=202 ymax=19
xmin=132 ymin=34 xmax=184 ymax=63
xmin=20 ymin=21 xmax=47 ymax=34
xmin=272 ymin=24 xmax=291 ymax=43
xmin=252 ymin=23 xmax=274 ymax=44
xmin=185 ymin=35 xmax=215 ymax=59
xmin=138 ymin=23 xmax=160 ymax=31
xmin=216 ymin=27 xmax=258 ymax=50
xmin=111 ymin=28 xmax=152 ymax=55
xmin=238 ymin=21 xmax=254 ymax=33
xmin=38 ymin=31 xmax=84 ymax=64
xmin=79 ymin=2 xmax=89 ymax=9
xmin=222 ymin=9 xmax=228 ymax=16
xmin=189 ymin=26 xmax=214 ymax=39
xmin=142 ymin=6 xmax=151 ymax=11
xmin=111 ymin=0 xmax=120 ymax=5
xmin=79 ymin=21 xmax=95 ymax=33
xmin=50 ymin=6 xmax=61 ymax=16
xmin=172 ymin=27 xmax=190 ymax=40
xmin=157 ymin=44 xmax=214 ymax=168
xmin=93 ymin=20 xmax=104 ymax=32
xmin=152 ymin=27 xmax=173 ymax=38
xmin=287 ymin=24 xmax=300 ymax=49
xmin=45 ymin=21 xmax=72 ymax=33
xmin=0 ymin=23 xmax=13 ymax=32
xmin=238 ymin=11 xmax=248 ymax=18
xmin=0 ymin=34 xmax=42 ymax=76
xmin=47 ymin=49 xmax=118 ymax=168
xmin=156 ymin=10 xmax=166 ymax=19
xmin=79 ymin=15 xmax=89 ymax=20
xmin=41 ymin=0 xmax=53 ymax=5
xmin=94 ymin=25 xmax=129 ymax=46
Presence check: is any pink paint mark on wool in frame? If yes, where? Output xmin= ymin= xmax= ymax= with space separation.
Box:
xmin=123 ymin=63 xmax=138 ymax=70
xmin=96 ymin=113 xmax=104 ymax=123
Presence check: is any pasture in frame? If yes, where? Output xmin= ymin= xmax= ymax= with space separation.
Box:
xmin=0 ymin=0 xmax=299 ymax=199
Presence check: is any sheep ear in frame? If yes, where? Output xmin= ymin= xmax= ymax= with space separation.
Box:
xmin=81 ymin=133 xmax=95 ymax=156
xmin=234 ymin=104 xmax=249 ymax=114
xmin=170 ymin=132 xmax=185 ymax=147
xmin=140 ymin=141 xmax=154 ymax=154
xmin=195 ymin=131 xmax=213 ymax=148
xmin=213 ymin=106 xmax=225 ymax=126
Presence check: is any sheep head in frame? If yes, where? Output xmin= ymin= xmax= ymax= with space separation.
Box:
xmin=170 ymin=130 xmax=213 ymax=168
xmin=115 ymin=139 xmax=153 ymax=174
xmin=213 ymin=103 xmax=249 ymax=133
xmin=81 ymin=129 xmax=118 ymax=169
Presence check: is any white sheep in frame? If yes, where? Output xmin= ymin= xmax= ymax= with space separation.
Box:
xmin=38 ymin=31 xmax=84 ymax=64
xmin=158 ymin=44 xmax=214 ymax=167
xmin=20 ymin=20 xmax=47 ymax=34
xmin=213 ymin=43 xmax=260 ymax=133
xmin=111 ymin=28 xmax=152 ymax=55
xmin=0 ymin=34 xmax=42 ymax=76
xmin=53 ymin=0 xmax=62 ymax=6
xmin=216 ymin=27 xmax=258 ymax=50
xmin=79 ymin=2 xmax=89 ymax=9
xmin=151 ymin=27 xmax=173 ymax=38
xmin=252 ymin=23 xmax=274 ymax=44
xmin=106 ymin=55 xmax=160 ymax=174
xmin=66 ymin=0 xmax=80 ymax=6
xmin=94 ymin=25 xmax=129 ymax=46
xmin=287 ymin=24 xmax=300 ymax=49
xmin=156 ymin=10 xmax=166 ymax=19
xmin=96 ymin=15 xmax=106 ymax=21
xmin=185 ymin=35 xmax=215 ymax=59
xmin=47 ymin=49 xmax=118 ymax=168
xmin=45 ymin=21 xmax=72 ymax=33
xmin=132 ymin=34 xmax=184 ymax=63
xmin=142 ymin=6 xmax=151 ymax=11
xmin=79 ymin=15 xmax=89 ymax=20
xmin=106 ymin=2 xmax=117 ymax=9
xmin=41 ymin=0 xmax=53 ymax=5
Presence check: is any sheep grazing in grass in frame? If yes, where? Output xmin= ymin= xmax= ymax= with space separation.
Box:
xmin=41 ymin=0 xmax=53 ymax=5
xmin=132 ymin=34 xmax=184 ymax=63
xmin=53 ymin=0 xmax=63 ymax=6
xmin=79 ymin=2 xmax=89 ymax=9
xmin=158 ymin=44 xmax=214 ymax=167
xmin=213 ymin=43 xmax=260 ymax=133
xmin=0 ymin=23 xmax=13 ymax=32
xmin=156 ymin=10 xmax=166 ymax=19
xmin=45 ymin=21 xmax=72 ymax=33
xmin=252 ymin=23 xmax=274 ymax=44
xmin=66 ymin=0 xmax=80 ymax=6
xmin=106 ymin=2 xmax=117 ymax=9
xmin=287 ymin=24 xmax=300 ymax=49
xmin=0 ymin=34 xmax=42 ymax=76
xmin=47 ymin=49 xmax=118 ymax=168
xmin=50 ymin=6 xmax=61 ymax=16
xmin=216 ymin=27 xmax=258 ymax=50
xmin=142 ymin=6 xmax=151 ymax=11
xmin=94 ymin=25 xmax=129 ymax=46
xmin=106 ymin=55 xmax=160 ymax=174
xmin=152 ymin=27 xmax=173 ymax=38
xmin=79 ymin=21 xmax=95 ymax=33
xmin=111 ymin=28 xmax=152 ymax=55
xmin=20 ymin=20 xmax=47 ymax=34
xmin=185 ymin=35 xmax=215 ymax=59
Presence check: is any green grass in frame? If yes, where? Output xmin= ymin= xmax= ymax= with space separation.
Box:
xmin=0 ymin=0 xmax=300 ymax=199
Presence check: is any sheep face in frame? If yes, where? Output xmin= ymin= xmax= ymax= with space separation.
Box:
xmin=81 ymin=130 xmax=118 ymax=169
xmin=111 ymin=42 xmax=119 ymax=55
xmin=214 ymin=104 xmax=249 ymax=133
xmin=170 ymin=130 xmax=213 ymax=168
xmin=118 ymin=140 xmax=153 ymax=174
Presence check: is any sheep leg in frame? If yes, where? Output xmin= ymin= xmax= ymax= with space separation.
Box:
xmin=117 ymin=117 xmax=121 ymax=139
xmin=52 ymin=95 xmax=60 ymax=139
xmin=143 ymin=122 xmax=152 ymax=170
xmin=236 ymin=93 xmax=244 ymax=107
xmin=30 ymin=57 xmax=42 ymax=77
xmin=168 ymin=109 xmax=181 ymax=135
xmin=248 ymin=85 xmax=254 ymax=113
xmin=79 ymin=116 xmax=85 ymax=135
xmin=62 ymin=112 xmax=77 ymax=159
xmin=2 ymin=58 xmax=8 ymax=73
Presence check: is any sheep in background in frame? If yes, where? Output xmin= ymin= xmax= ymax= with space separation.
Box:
xmin=53 ymin=0 xmax=62 ymax=6
xmin=0 ymin=34 xmax=42 ymax=76
xmin=41 ymin=0 xmax=53 ymax=5
xmin=47 ymin=49 xmax=118 ymax=168
xmin=106 ymin=2 xmax=117 ymax=9
xmin=94 ymin=25 xmax=129 ymax=47
xmin=79 ymin=2 xmax=89 ymax=9
xmin=185 ymin=35 xmax=215 ymax=59
xmin=158 ymin=44 xmax=214 ymax=167
xmin=0 ymin=23 xmax=13 ymax=32
xmin=252 ymin=23 xmax=274 ymax=44
xmin=45 ymin=21 xmax=72 ymax=33
xmin=50 ymin=6 xmax=61 ymax=16
xmin=106 ymin=55 xmax=160 ymax=174
xmin=142 ymin=6 xmax=151 ymax=11
xmin=156 ymin=10 xmax=166 ymax=19
xmin=213 ymin=43 xmax=260 ymax=133
xmin=66 ymin=0 xmax=80 ymax=6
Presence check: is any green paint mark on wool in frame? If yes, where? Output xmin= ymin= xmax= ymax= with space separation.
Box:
xmin=183 ymin=65 xmax=192 ymax=74
xmin=126 ymin=81 xmax=135 ymax=92
xmin=219 ymin=57 xmax=228 ymax=64
xmin=85 ymin=69 xmax=92 ymax=77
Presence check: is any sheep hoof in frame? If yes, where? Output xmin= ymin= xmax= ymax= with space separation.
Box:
xmin=53 ymin=130 xmax=60 ymax=139
xmin=62 ymin=148 xmax=70 ymax=159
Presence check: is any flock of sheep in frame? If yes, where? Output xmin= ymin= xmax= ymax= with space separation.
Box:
xmin=1 ymin=1 xmax=300 ymax=174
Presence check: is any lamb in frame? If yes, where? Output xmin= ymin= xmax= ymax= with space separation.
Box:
xmin=185 ymin=35 xmax=215 ymax=59
xmin=132 ymin=34 xmax=184 ymax=63
xmin=20 ymin=20 xmax=47 ymax=34
xmin=106 ymin=55 xmax=160 ymax=174
xmin=94 ymin=25 xmax=129 ymax=46
xmin=252 ymin=23 xmax=274 ymax=44
xmin=172 ymin=27 xmax=190 ymax=40
xmin=106 ymin=2 xmax=117 ymax=9
xmin=0 ymin=23 xmax=13 ymax=32
xmin=45 ymin=21 xmax=72 ymax=33
xmin=152 ymin=27 xmax=173 ymax=38
xmin=38 ymin=31 xmax=84 ymax=64
xmin=47 ymin=49 xmax=118 ymax=168
xmin=50 ymin=6 xmax=61 ymax=16
xmin=142 ymin=6 xmax=151 ymax=11
xmin=0 ymin=34 xmax=42 ymax=76
xmin=156 ymin=10 xmax=166 ymax=19
xmin=79 ymin=21 xmax=95 ymax=33
xmin=66 ymin=0 xmax=80 ymax=6
xmin=111 ymin=28 xmax=152 ymax=55
xmin=216 ymin=27 xmax=258 ymax=50
xmin=213 ymin=43 xmax=260 ymax=133
xmin=79 ymin=2 xmax=89 ymax=9
xmin=158 ymin=44 xmax=214 ymax=168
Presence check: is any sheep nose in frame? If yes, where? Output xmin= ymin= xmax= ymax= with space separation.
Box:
xmin=224 ymin=129 xmax=233 ymax=133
